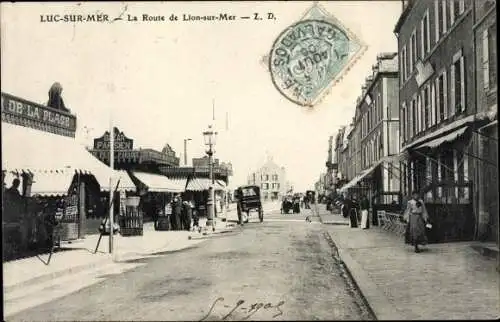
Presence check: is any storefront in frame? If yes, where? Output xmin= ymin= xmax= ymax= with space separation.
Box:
xmin=1 ymin=92 xmax=132 ymax=260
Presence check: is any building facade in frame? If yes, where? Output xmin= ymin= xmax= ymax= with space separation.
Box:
xmin=338 ymin=53 xmax=401 ymax=219
xmin=473 ymin=0 xmax=497 ymax=243
xmin=395 ymin=0 xmax=497 ymax=243
xmin=247 ymin=156 xmax=287 ymax=200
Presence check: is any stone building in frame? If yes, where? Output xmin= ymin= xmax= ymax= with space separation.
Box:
xmin=472 ymin=0 xmax=497 ymax=244
xmin=339 ymin=53 xmax=401 ymax=218
xmin=395 ymin=0 xmax=496 ymax=242
xmin=247 ymin=156 xmax=287 ymax=200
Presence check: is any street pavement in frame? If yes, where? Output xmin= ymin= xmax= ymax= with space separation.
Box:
xmin=316 ymin=205 xmax=500 ymax=320
xmin=6 ymin=205 xmax=374 ymax=321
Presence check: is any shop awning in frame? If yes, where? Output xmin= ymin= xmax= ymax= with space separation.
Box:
xmin=167 ymin=177 xmax=188 ymax=192
xmin=1 ymin=123 xmax=131 ymax=191
xmin=339 ymin=156 xmax=398 ymax=193
xmin=101 ymin=170 xmax=136 ymax=192
xmin=131 ymin=171 xmax=183 ymax=192
xmin=186 ymin=178 xmax=224 ymax=191
xmin=414 ymin=126 xmax=468 ymax=149
xmin=30 ymin=170 xmax=76 ymax=197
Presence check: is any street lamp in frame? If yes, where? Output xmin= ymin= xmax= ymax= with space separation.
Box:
xmin=184 ymin=138 xmax=192 ymax=166
xmin=203 ymin=125 xmax=218 ymax=230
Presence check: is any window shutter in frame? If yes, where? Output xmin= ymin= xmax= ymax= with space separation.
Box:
xmin=442 ymin=0 xmax=447 ymax=34
xmin=460 ymin=56 xmax=465 ymax=112
xmin=483 ymin=29 xmax=489 ymax=89
xmin=421 ymin=18 xmax=425 ymax=56
xmin=431 ymin=83 xmax=436 ymax=126
xmin=435 ymin=0 xmax=440 ymax=41
xmin=443 ymin=70 xmax=448 ymax=119
xmin=450 ymin=1 xmax=455 ymax=25
xmin=450 ymin=64 xmax=456 ymax=117
xmin=426 ymin=14 xmax=431 ymax=53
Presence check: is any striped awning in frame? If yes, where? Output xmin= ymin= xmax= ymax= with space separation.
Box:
xmin=100 ymin=170 xmax=137 ymax=192
xmin=2 ymin=122 xmax=118 ymax=190
xmin=131 ymin=171 xmax=183 ymax=193
xmin=30 ymin=170 xmax=76 ymax=197
xmin=186 ymin=178 xmax=225 ymax=191
xmin=168 ymin=177 xmax=188 ymax=192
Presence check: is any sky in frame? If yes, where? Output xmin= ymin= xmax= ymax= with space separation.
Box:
xmin=1 ymin=1 xmax=401 ymax=191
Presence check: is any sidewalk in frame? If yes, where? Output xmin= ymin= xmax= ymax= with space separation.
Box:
xmin=319 ymin=206 xmax=500 ymax=320
xmin=3 ymin=221 xmax=219 ymax=294
xmin=314 ymin=204 xmax=350 ymax=225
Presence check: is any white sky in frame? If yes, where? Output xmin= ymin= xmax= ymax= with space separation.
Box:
xmin=1 ymin=1 xmax=401 ymax=191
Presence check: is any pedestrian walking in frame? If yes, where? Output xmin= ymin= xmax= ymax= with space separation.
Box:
xmin=403 ymin=191 xmax=430 ymax=253
xmin=360 ymin=195 xmax=370 ymax=229
xmin=344 ymin=195 xmax=358 ymax=228
xmin=171 ymin=194 xmax=183 ymax=230
xmin=182 ymin=200 xmax=192 ymax=231
xmin=189 ymin=199 xmax=199 ymax=231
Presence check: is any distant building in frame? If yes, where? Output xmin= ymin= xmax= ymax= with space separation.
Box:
xmin=247 ymin=156 xmax=287 ymax=200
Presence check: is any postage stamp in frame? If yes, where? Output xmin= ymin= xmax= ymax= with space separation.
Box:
xmin=267 ymin=3 xmax=367 ymax=107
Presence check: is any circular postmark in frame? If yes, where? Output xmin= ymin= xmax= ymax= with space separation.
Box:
xmin=269 ymin=19 xmax=351 ymax=107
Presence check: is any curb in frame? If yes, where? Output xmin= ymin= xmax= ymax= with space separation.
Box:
xmin=322 ymin=222 xmax=350 ymax=226
xmin=4 ymin=253 xmax=112 ymax=294
xmin=324 ymin=230 xmax=405 ymax=321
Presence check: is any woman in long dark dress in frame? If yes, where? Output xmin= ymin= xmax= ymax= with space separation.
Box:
xmin=404 ymin=191 xmax=429 ymax=253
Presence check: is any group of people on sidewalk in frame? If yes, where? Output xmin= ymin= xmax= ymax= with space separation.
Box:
xmin=337 ymin=190 xmax=431 ymax=253
xmin=155 ymin=194 xmax=199 ymax=232
xmin=340 ymin=194 xmax=371 ymax=229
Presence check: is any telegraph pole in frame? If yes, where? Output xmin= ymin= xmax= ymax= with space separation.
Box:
xmin=109 ymin=121 xmax=114 ymax=254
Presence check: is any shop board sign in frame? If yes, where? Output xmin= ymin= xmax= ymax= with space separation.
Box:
xmin=1 ymin=92 xmax=77 ymax=137
xmin=93 ymin=127 xmax=134 ymax=150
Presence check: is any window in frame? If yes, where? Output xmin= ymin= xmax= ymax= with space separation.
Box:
xmin=435 ymin=70 xmax=447 ymax=122
xmin=410 ymin=97 xmax=417 ymax=138
xmin=423 ymin=85 xmax=431 ymax=129
xmin=401 ymin=45 xmax=408 ymax=82
xmin=261 ymin=183 xmax=269 ymax=190
xmin=265 ymin=174 xmax=269 ymax=181
xmin=416 ymin=95 xmax=422 ymax=134
xmin=451 ymin=51 xmax=465 ymax=115
xmin=435 ymin=0 xmax=447 ymax=41
xmin=378 ymin=94 xmax=382 ymax=120
xmin=430 ymin=83 xmax=436 ymax=126
xmin=401 ymin=102 xmax=407 ymax=143
xmin=410 ymin=30 xmax=417 ymax=72
xmin=483 ymin=24 xmax=497 ymax=89
xmin=421 ymin=11 xmax=431 ymax=56
xmin=450 ymin=0 xmax=465 ymax=25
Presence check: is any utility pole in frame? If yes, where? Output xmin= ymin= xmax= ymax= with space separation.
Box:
xmin=184 ymin=138 xmax=192 ymax=166
xmin=109 ymin=122 xmax=114 ymax=254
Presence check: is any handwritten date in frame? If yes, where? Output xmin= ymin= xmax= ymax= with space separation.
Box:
xmin=200 ymin=297 xmax=285 ymax=321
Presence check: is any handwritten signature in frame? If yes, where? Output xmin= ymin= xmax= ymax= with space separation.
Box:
xmin=200 ymin=297 xmax=285 ymax=321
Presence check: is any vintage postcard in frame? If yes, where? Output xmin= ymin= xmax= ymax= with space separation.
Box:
xmin=1 ymin=1 xmax=498 ymax=321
